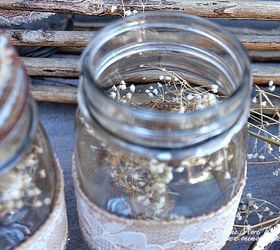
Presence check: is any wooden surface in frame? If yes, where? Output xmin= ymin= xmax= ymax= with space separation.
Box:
xmin=0 ymin=0 xmax=279 ymax=19
xmin=5 ymin=29 xmax=280 ymax=50
xmin=22 ymin=57 xmax=280 ymax=83
xmin=1 ymin=15 xmax=279 ymax=105
xmin=39 ymin=102 xmax=280 ymax=250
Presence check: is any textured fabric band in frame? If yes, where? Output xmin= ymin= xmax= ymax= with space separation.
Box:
xmin=16 ymin=157 xmax=68 ymax=250
xmin=0 ymin=10 xmax=54 ymax=26
xmin=73 ymin=156 xmax=246 ymax=250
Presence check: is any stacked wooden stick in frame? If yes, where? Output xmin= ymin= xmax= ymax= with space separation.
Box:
xmin=0 ymin=0 xmax=279 ymax=104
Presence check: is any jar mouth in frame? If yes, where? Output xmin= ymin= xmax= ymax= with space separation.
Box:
xmin=80 ymin=12 xmax=252 ymax=155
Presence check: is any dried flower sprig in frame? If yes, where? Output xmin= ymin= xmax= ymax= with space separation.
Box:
xmin=0 ymin=144 xmax=50 ymax=218
xmin=232 ymin=193 xmax=280 ymax=240
xmin=108 ymin=65 xmax=220 ymax=113
xmin=100 ymin=150 xmax=177 ymax=218
xmin=109 ymin=80 xmax=136 ymax=104
xmin=81 ymin=114 xmax=235 ymax=219
xmin=247 ymin=82 xmax=280 ymax=164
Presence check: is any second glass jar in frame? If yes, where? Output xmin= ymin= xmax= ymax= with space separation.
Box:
xmin=0 ymin=33 xmax=61 ymax=249
xmin=75 ymin=13 xmax=251 ymax=220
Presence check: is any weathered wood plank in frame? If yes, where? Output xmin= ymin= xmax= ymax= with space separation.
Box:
xmin=23 ymin=57 xmax=79 ymax=78
xmin=31 ymin=83 xmax=77 ymax=104
xmin=253 ymin=64 xmax=280 ymax=85
xmin=238 ymin=35 xmax=280 ymax=51
xmin=5 ymin=29 xmax=280 ymax=51
xmin=73 ymin=21 xmax=108 ymax=30
xmin=23 ymin=57 xmax=280 ymax=85
xmin=249 ymin=51 xmax=280 ymax=63
xmin=73 ymin=22 xmax=280 ymax=34
xmin=0 ymin=0 xmax=279 ymax=20
xmin=58 ymin=47 xmax=84 ymax=54
xmin=6 ymin=30 xmax=96 ymax=47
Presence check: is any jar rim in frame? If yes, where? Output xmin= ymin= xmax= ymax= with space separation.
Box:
xmin=79 ymin=12 xmax=252 ymax=155
xmin=81 ymin=12 xmax=251 ymax=121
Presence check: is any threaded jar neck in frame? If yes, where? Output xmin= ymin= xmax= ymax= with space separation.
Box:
xmin=79 ymin=12 xmax=251 ymax=159
xmin=0 ymin=34 xmax=37 ymax=173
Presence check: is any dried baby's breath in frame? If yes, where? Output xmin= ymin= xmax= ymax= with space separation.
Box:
xmin=108 ymin=66 xmax=220 ymax=113
xmin=248 ymin=84 xmax=280 ymax=163
xmin=232 ymin=194 xmax=280 ymax=240
xmin=0 ymin=144 xmax=49 ymax=217
xmin=233 ymin=81 xmax=280 ymax=243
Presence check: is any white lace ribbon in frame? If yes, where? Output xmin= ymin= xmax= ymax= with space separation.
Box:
xmin=16 ymin=157 xmax=68 ymax=250
xmin=73 ymin=157 xmax=246 ymax=250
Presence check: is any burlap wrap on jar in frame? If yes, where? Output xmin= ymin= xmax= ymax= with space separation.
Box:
xmin=73 ymin=156 xmax=246 ymax=250
xmin=16 ymin=157 xmax=68 ymax=250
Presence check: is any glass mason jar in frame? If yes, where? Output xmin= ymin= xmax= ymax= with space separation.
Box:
xmin=0 ymin=34 xmax=58 ymax=249
xmin=75 ymin=12 xmax=251 ymax=249
xmin=0 ymin=10 xmax=72 ymax=57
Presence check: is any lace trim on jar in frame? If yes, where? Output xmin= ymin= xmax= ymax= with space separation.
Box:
xmin=73 ymin=156 xmax=246 ymax=250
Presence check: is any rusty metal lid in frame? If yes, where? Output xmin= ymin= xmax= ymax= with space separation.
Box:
xmin=0 ymin=10 xmax=54 ymax=26
xmin=0 ymin=33 xmax=29 ymax=140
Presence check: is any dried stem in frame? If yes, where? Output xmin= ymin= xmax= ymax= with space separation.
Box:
xmin=248 ymin=131 xmax=280 ymax=147
xmin=234 ymin=216 xmax=280 ymax=231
